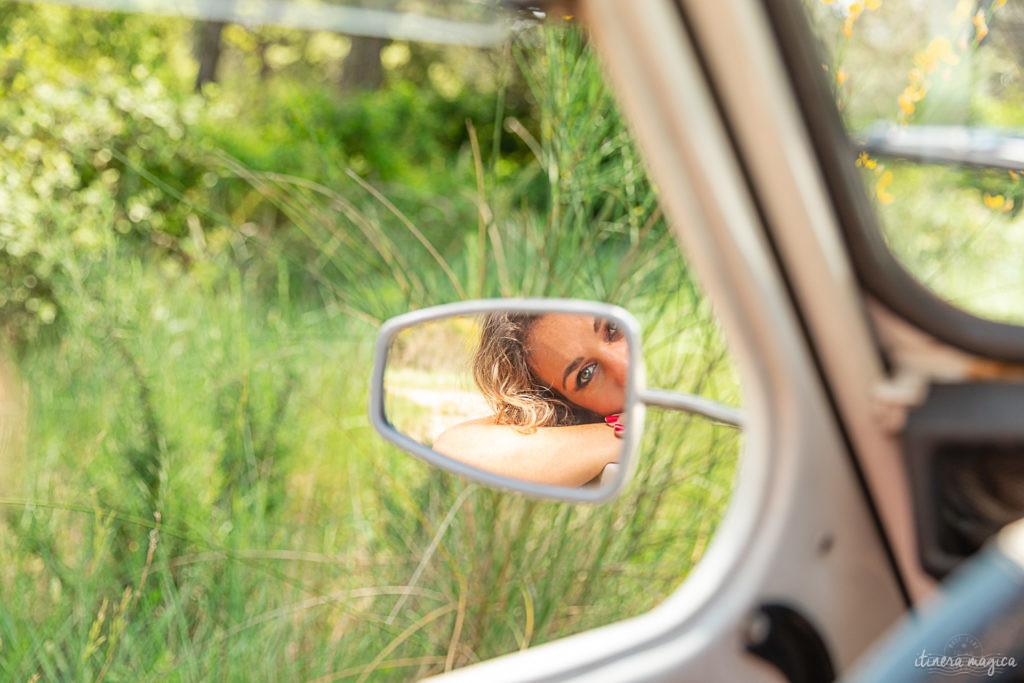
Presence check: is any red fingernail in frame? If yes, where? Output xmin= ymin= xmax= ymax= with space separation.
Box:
xmin=605 ymin=414 xmax=619 ymax=424
xmin=614 ymin=424 xmax=623 ymax=433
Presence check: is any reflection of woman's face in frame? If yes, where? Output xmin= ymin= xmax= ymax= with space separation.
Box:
xmin=525 ymin=314 xmax=628 ymax=416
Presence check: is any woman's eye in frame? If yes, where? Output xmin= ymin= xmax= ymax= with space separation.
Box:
xmin=576 ymin=363 xmax=596 ymax=389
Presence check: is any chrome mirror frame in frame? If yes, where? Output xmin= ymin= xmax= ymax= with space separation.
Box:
xmin=369 ymin=297 xmax=745 ymax=503
xmin=368 ymin=298 xmax=646 ymax=503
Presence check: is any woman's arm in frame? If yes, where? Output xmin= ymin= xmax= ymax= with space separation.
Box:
xmin=432 ymin=417 xmax=621 ymax=487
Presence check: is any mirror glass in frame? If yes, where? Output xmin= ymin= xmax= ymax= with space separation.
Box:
xmin=382 ymin=310 xmax=633 ymax=491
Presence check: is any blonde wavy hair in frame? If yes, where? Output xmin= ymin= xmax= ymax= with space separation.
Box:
xmin=472 ymin=312 xmax=601 ymax=430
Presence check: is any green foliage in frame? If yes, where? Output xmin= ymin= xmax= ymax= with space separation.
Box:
xmin=203 ymin=78 xmax=530 ymax=190
xmin=0 ymin=7 xmax=208 ymax=347
xmin=871 ymin=161 xmax=1024 ymax=322
xmin=0 ymin=3 xmax=541 ymax=347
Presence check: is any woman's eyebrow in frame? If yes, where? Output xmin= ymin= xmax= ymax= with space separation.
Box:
xmin=562 ymin=357 xmax=584 ymax=390
xmin=592 ymin=317 xmax=601 ymax=333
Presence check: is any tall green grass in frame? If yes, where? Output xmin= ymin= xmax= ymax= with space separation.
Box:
xmin=0 ymin=22 xmax=739 ymax=681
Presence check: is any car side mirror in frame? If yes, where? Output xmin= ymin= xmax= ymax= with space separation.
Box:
xmin=369 ymin=298 xmax=743 ymax=503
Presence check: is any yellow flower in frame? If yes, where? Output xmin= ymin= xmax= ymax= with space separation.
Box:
xmin=898 ymin=91 xmax=916 ymax=115
xmin=974 ymin=10 xmax=989 ymax=41
xmin=876 ymin=171 xmax=894 ymax=204
xmin=1010 ymin=170 xmax=1019 ymax=181
xmin=915 ymin=37 xmax=958 ymax=72
xmin=836 ymin=69 xmax=849 ymax=84
xmin=856 ymin=152 xmax=877 ymax=169
xmin=843 ymin=2 xmax=864 ymax=36
xmin=942 ymin=42 xmax=962 ymax=65
xmin=1003 ymin=199 xmax=1014 ymax=213
xmin=901 ymin=38 xmax=957 ymax=118
xmin=865 ymin=0 xmax=882 ymax=9
xmin=997 ymin=0 xmax=1007 ymax=5
xmin=983 ymin=193 xmax=1005 ymax=210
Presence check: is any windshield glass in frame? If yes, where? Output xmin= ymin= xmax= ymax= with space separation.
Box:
xmin=804 ymin=0 xmax=1024 ymax=325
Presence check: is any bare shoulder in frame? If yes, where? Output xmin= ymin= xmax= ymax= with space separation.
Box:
xmin=433 ymin=415 xmax=500 ymax=460
xmin=435 ymin=415 xmax=498 ymax=446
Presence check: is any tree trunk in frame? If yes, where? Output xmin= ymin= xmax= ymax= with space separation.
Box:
xmin=256 ymin=36 xmax=272 ymax=80
xmin=339 ymin=35 xmax=387 ymax=92
xmin=194 ymin=21 xmax=226 ymax=92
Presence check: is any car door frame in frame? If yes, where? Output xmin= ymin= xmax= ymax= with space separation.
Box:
xmin=427 ymin=0 xmax=912 ymax=679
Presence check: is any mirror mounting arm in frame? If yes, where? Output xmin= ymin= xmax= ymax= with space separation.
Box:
xmin=637 ymin=387 xmax=744 ymax=428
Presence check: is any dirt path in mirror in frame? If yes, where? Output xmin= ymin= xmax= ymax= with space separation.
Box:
xmin=388 ymin=387 xmax=490 ymax=445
